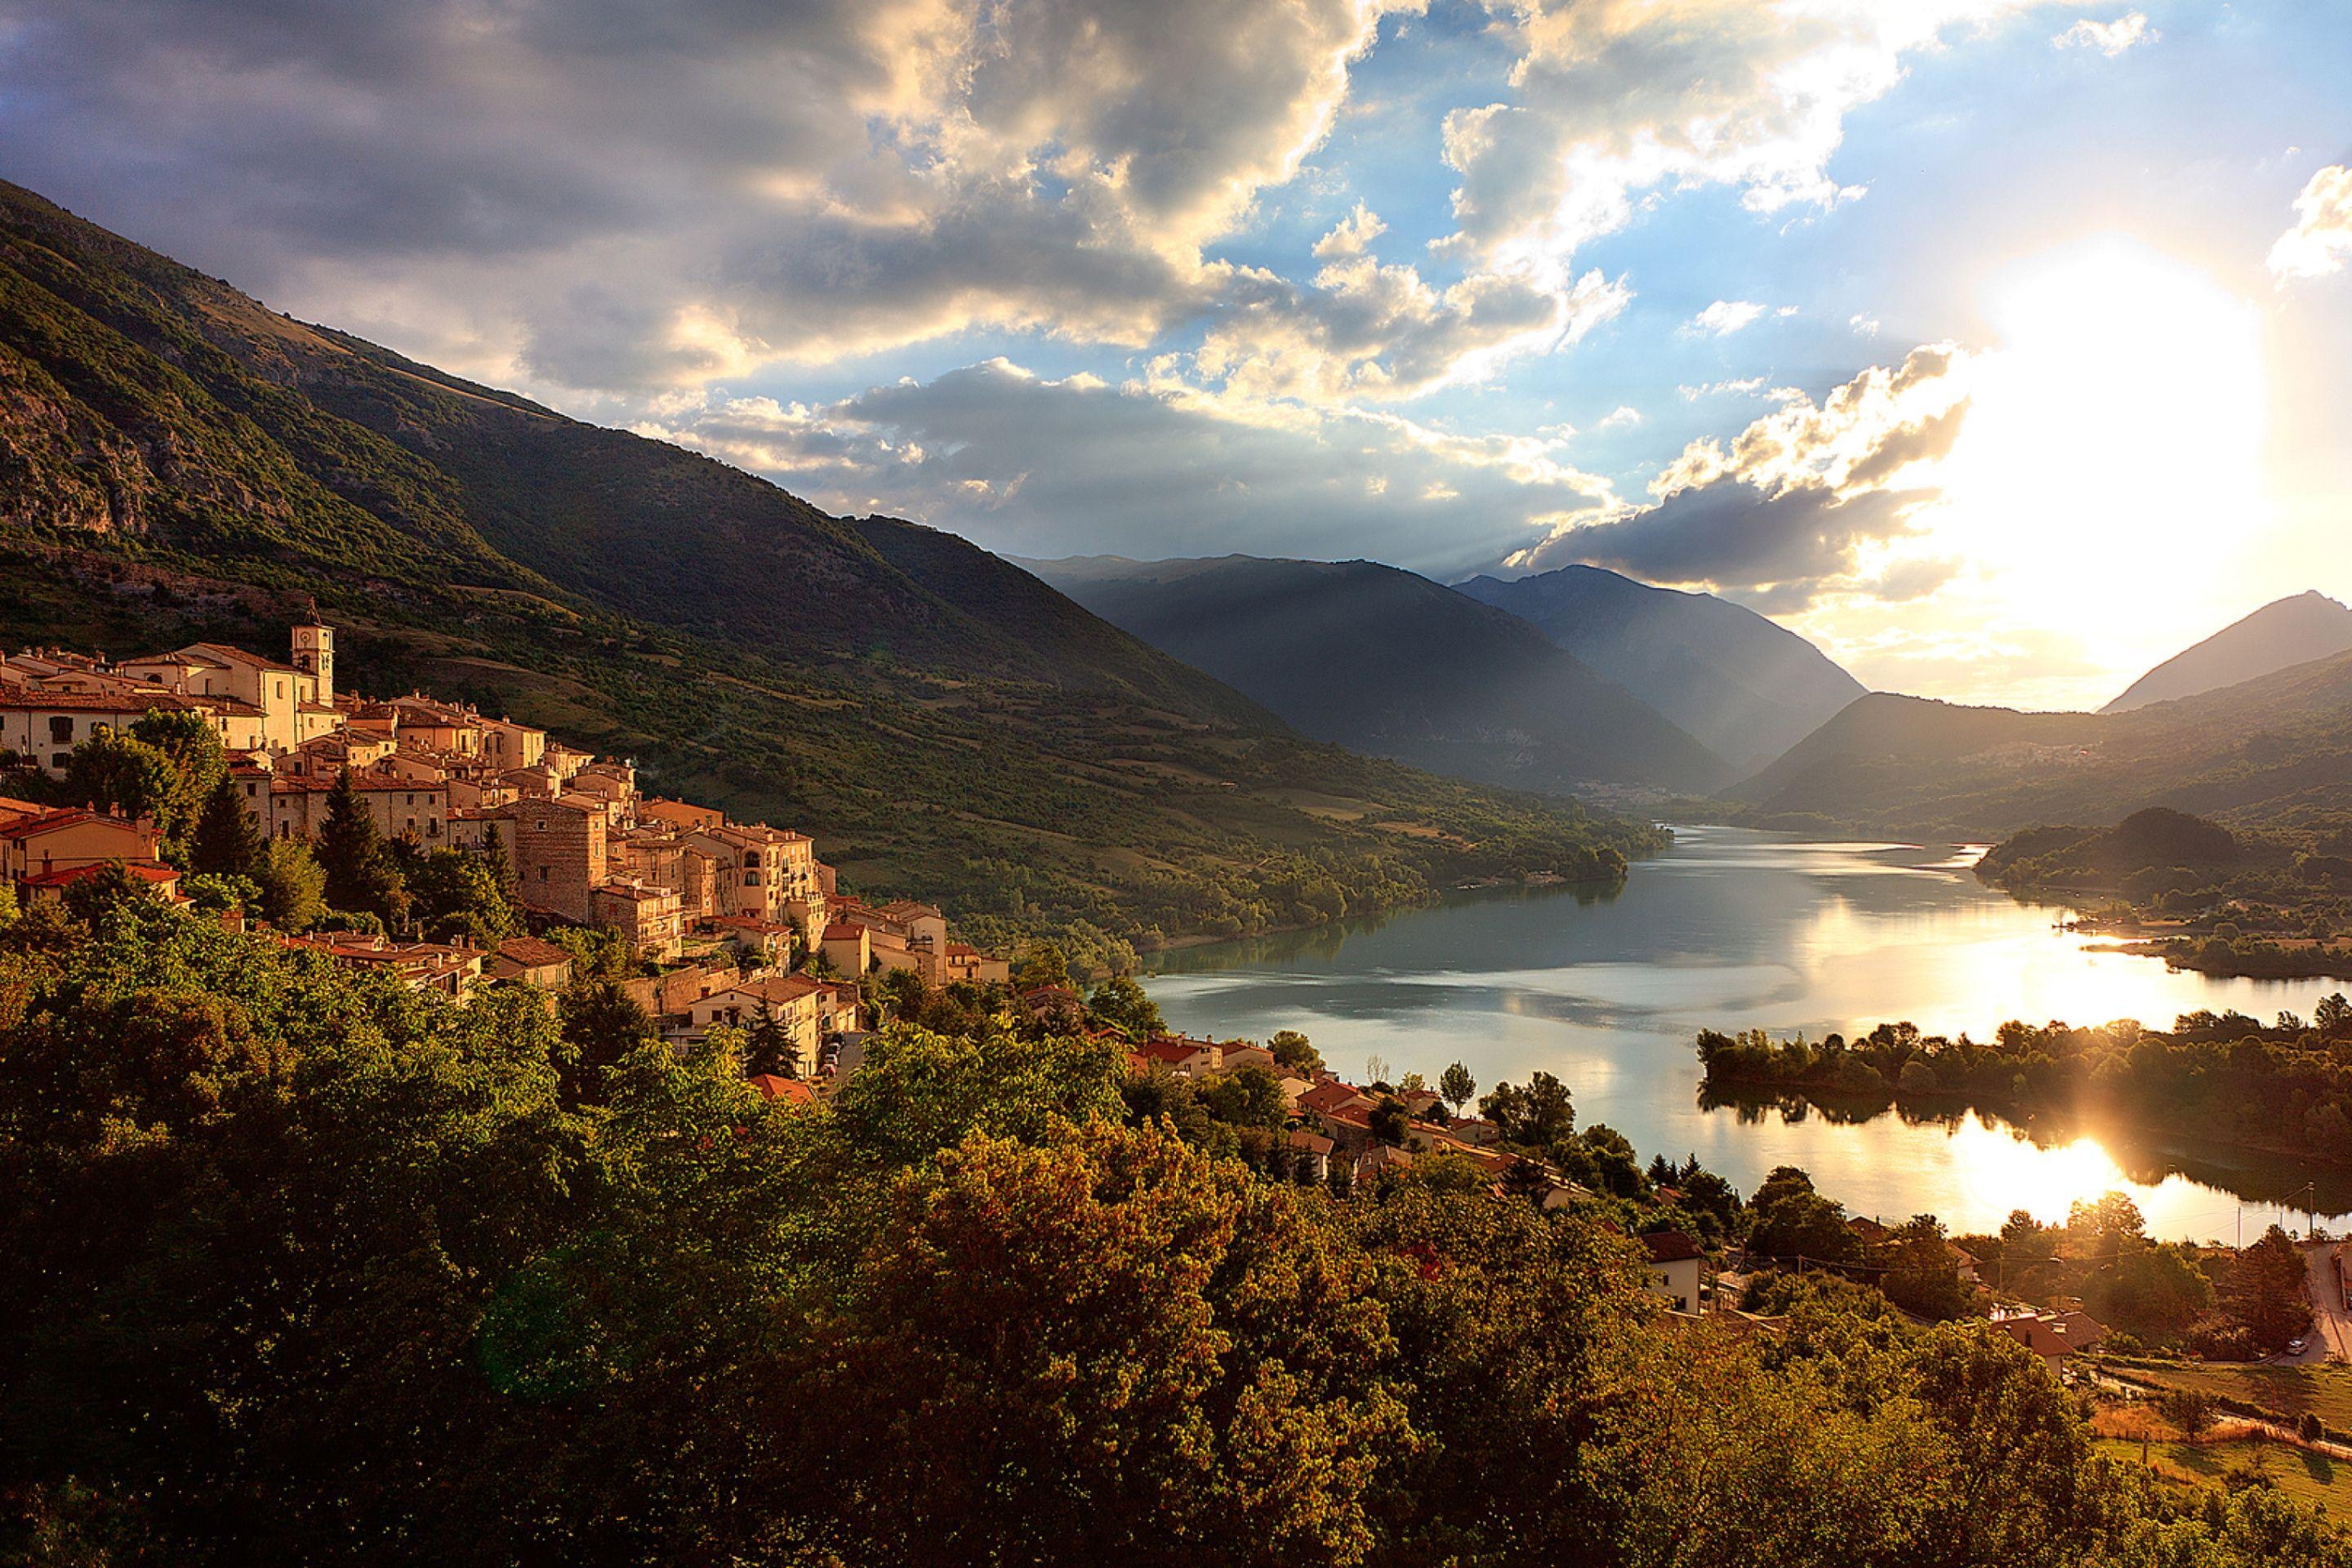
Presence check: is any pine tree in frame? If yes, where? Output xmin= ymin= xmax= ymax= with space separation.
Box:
xmin=189 ymin=772 xmax=268 ymax=877
xmin=317 ymin=768 xmax=408 ymax=926
xmin=746 ymin=999 xmax=798 ymax=1079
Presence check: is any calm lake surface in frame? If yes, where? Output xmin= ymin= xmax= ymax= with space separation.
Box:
xmin=1144 ymin=826 xmax=2352 ymax=1241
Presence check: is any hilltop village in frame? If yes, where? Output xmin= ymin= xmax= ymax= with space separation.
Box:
xmin=0 ymin=619 xmax=1010 ymax=1080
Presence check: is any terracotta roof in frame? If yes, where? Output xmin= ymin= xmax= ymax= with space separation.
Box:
xmin=1138 ymin=1040 xmax=1211 ymax=1065
xmin=1287 ymin=1129 xmax=1335 ymax=1155
xmin=0 ymin=691 xmax=178 ymax=713
xmin=495 ymin=937 xmax=574 ymax=969
xmin=1642 ymin=1232 xmax=1705 ymax=1264
xmin=180 ymin=642 xmax=301 ymax=675
xmin=1297 ymin=1081 xmax=1368 ymax=1116
xmin=747 ymin=1074 xmax=817 ymax=1107
xmin=822 ymin=923 xmax=867 ymax=942
xmin=0 ymin=808 xmax=151 ymax=841
xmin=24 ymin=861 xmax=179 ymax=889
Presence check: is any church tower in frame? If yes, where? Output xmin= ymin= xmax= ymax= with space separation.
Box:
xmin=292 ymin=619 xmax=335 ymax=706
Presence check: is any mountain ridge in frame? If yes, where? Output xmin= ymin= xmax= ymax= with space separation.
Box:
xmin=1453 ymin=564 xmax=1865 ymax=768
xmin=2102 ymin=590 xmax=2352 ymax=713
xmin=1020 ymin=553 xmax=1732 ymax=795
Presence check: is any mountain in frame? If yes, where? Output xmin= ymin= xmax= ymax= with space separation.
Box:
xmin=1717 ymin=650 xmax=2352 ymax=840
xmin=1454 ymin=564 xmax=1864 ymax=770
xmin=1019 ymin=555 xmax=1731 ymax=795
xmin=0 ymin=178 xmax=1664 ymax=965
xmin=2102 ymin=590 xmax=2352 ymax=713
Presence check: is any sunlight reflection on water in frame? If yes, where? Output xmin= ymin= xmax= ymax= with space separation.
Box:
xmin=1144 ymin=825 xmax=2345 ymax=1239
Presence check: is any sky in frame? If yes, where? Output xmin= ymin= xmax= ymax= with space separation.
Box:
xmin=3 ymin=0 xmax=2349 ymax=710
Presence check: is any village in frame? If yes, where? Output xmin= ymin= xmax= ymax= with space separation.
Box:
xmin=0 ymin=623 xmax=2233 ymax=1351
xmin=0 ymin=618 xmax=1016 ymax=1086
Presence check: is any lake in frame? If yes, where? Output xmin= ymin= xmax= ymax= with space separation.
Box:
xmin=1143 ymin=825 xmax=2352 ymax=1241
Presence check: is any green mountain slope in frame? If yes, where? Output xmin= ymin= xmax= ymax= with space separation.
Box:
xmin=2103 ymin=590 xmax=2352 ymax=714
xmin=1455 ymin=564 xmax=1864 ymax=770
xmin=1718 ymin=651 xmax=2352 ymax=840
xmin=1022 ymin=554 xmax=1731 ymax=795
xmin=0 ymin=178 xmax=1662 ymax=969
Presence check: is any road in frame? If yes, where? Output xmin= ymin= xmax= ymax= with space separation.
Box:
xmin=2280 ymin=1241 xmax=2352 ymax=1365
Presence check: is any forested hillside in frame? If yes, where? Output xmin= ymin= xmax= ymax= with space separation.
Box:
xmin=0 ymin=179 xmax=1660 ymax=969
xmin=1718 ymin=654 xmax=2352 ymax=842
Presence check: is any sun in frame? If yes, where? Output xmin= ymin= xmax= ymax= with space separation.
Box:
xmin=1909 ymin=236 xmax=2273 ymax=703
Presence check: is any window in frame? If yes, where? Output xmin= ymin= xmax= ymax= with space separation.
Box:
xmin=51 ymin=753 xmax=69 ymax=771
xmin=745 ymin=871 xmax=760 ymax=886
xmin=47 ymin=716 xmax=71 ymax=743
xmin=539 ymin=867 xmax=550 ymax=882
xmin=405 ymin=793 xmax=415 ymax=805
xmin=743 ymin=851 xmax=760 ymax=868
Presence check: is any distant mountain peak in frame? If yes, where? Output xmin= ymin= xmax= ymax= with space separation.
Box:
xmin=2102 ymin=590 xmax=2352 ymax=714
xmin=1455 ymin=563 xmax=1864 ymax=771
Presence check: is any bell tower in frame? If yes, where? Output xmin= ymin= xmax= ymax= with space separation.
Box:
xmin=292 ymin=618 xmax=335 ymax=706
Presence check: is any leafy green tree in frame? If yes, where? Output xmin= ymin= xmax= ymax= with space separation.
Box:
xmin=1368 ymin=1096 xmax=1410 ymax=1147
xmin=556 ymin=976 xmax=657 ymax=1105
xmin=1438 ymin=1060 xmax=1476 ymax=1116
xmin=2162 ymin=1386 xmax=2217 ymax=1442
xmin=1267 ymin=1029 xmax=1321 ymax=1074
xmin=188 ymin=770 xmax=268 ymax=877
xmin=406 ymin=846 xmax=519 ymax=947
xmin=1478 ymin=1071 xmax=1574 ymax=1147
xmin=2230 ymin=1224 xmax=2314 ymax=1350
xmin=60 ymin=725 xmax=176 ymax=826
xmin=128 ymin=709 xmax=228 ymax=849
xmin=1199 ymin=1063 xmax=1288 ymax=1130
xmin=1880 ymin=1214 xmax=1972 ymax=1321
xmin=252 ymin=839 xmax=326 ymax=933
xmin=1085 ymin=974 xmax=1163 ymax=1040
xmin=1017 ymin=942 xmax=1071 ymax=990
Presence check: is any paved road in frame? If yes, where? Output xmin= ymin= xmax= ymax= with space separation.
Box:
xmin=2283 ymin=1241 xmax=2352 ymax=1365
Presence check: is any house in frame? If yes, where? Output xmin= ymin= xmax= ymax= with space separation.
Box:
xmin=821 ymin=921 xmax=872 ymax=976
xmin=1354 ymin=1143 xmax=1415 ymax=1182
xmin=1642 ymin=1232 xmax=1707 ymax=1313
xmin=281 ymin=933 xmax=483 ymax=998
xmin=747 ymin=1073 xmax=818 ymax=1108
xmin=1448 ymin=1117 xmax=1503 ymax=1147
xmin=1137 ymin=1037 xmax=1221 ymax=1078
xmin=590 ymin=880 xmax=684 ymax=961
xmin=0 ymin=692 xmax=181 ymax=775
xmin=0 ymin=808 xmax=163 ymax=884
xmin=686 ymin=974 xmax=827 ymax=1077
xmin=2052 ymin=1310 xmax=2109 ymax=1352
xmin=494 ymin=795 xmax=608 ymax=922
xmin=1296 ymin=1080 xmax=1373 ymax=1119
xmin=1287 ymin=1129 xmax=1334 ymax=1184
xmin=1221 ymin=1042 xmax=1276 ymax=1073
xmin=20 ymin=861 xmax=184 ymax=905
xmin=488 ymin=936 xmax=575 ymax=988
xmin=1992 ymin=1312 xmax=2071 ymax=1378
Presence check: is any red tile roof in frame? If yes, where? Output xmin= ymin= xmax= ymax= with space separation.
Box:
xmin=747 ymin=1074 xmax=817 ymax=1107
xmin=1642 ymin=1232 xmax=1705 ymax=1264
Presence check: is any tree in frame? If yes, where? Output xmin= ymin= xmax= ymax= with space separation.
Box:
xmin=1368 ymin=1097 xmax=1410 ymax=1147
xmin=1478 ymin=1071 xmax=1574 ymax=1148
xmin=316 ymin=768 xmax=408 ymax=927
xmin=2066 ymin=1191 xmax=2146 ymax=1265
xmin=1437 ymin=1061 xmax=1475 ymax=1116
xmin=2230 ymin=1224 xmax=2314 ymax=1351
xmin=1200 ymin=1063 xmax=1287 ymax=1130
xmin=189 ymin=771 xmax=267 ymax=877
xmin=60 ymin=725 xmax=176 ymax=826
xmin=2161 ymin=1386 xmax=2216 ymax=1443
xmin=1086 ymin=975 xmax=1162 ymax=1040
xmin=1267 ymin=1029 xmax=1321 ymax=1074
xmin=478 ymin=825 xmax=521 ymax=910
xmin=745 ymin=997 xmax=798 ymax=1079
xmin=2318 ymin=992 xmax=2352 ymax=1036
xmin=1018 ymin=942 xmax=1071 ymax=990
xmin=1880 ymin=1214 xmax=1971 ymax=1321
xmin=406 ymin=847 xmax=518 ymax=947
xmin=2000 ymin=1208 xmax=2057 ymax=1271
xmin=129 ymin=709 xmax=227 ymax=849
xmin=252 ymin=840 xmax=326 ymax=932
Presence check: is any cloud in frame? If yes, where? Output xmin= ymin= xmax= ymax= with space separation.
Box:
xmin=1513 ymin=344 xmax=1977 ymax=599
xmin=2269 ymin=165 xmax=2352 ymax=281
xmin=1678 ymin=377 xmax=1771 ymax=401
xmin=1596 ymin=405 xmax=1642 ymax=429
xmin=636 ymin=358 xmax=1622 ymax=574
xmin=1312 ymin=202 xmax=1390 ymax=259
xmin=0 ymin=0 xmax=1424 ymax=394
xmin=1686 ymin=301 xmax=1766 ymax=336
xmin=1434 ymin=0 xmax=2084 ymax=283
xmin=2052 ymin=14 xmax=2154 ymax=56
